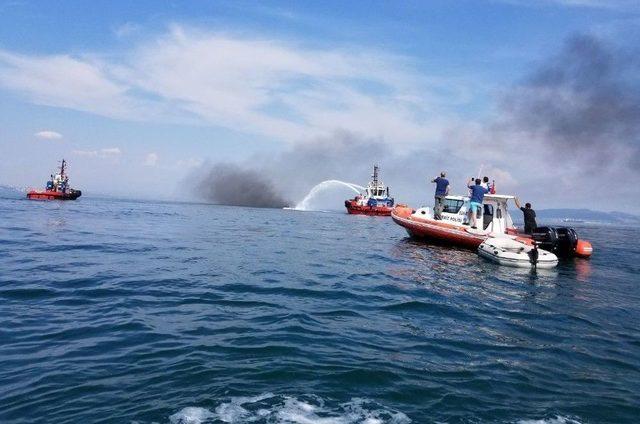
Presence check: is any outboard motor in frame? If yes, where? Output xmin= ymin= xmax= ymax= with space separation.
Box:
xmin=528 ymin=242 xmax=539 ymax=269
xmin=530 ymin=226 xmax=559 ymax=254
xmin=555 ymin=227 xmax=578 ymax=257
xmin=531 ymin=226 xmax=592 ymax=258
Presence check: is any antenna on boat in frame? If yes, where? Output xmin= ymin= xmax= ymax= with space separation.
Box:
xmin=372 ymin=164 xmax=379 ymax=187
xmin=60 ymin=159 xmax=66 ymax=178
xmin=476 ymin=163 xmax=484 ymax=180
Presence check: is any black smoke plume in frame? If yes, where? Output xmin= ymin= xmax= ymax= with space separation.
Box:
xmin=500 ymin=34 xmax=640 ymax=169
xmin=190 ymin=131 xmax=447 ymax=208
xmin=189 ymin=34 xmax=639 ymax=209
xmin=195 ymin=163 xmax=289 ymax=208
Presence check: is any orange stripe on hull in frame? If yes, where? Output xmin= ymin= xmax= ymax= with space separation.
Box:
xmin=391 ymin=211 xmax=486 ymax=249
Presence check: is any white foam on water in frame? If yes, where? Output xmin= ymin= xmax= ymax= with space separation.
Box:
xmin=517 ymin=416 xmax=583 ymax=424
xmin=214 ymin=393 xmax=274 ymax=423
xmin=214 ymin=402 xmax=249 ymax=422
xmin=169 ymin=406 xmax=214 ymax=424
xmin=169 ymin=394 xmax=411 ymax=424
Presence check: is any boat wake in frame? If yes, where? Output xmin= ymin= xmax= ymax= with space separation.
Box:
xmin=517 ymin=417 xmax=583 ymax=424
xmin=169 ymin=394 xmax=411 ymax=424
xmin=289 ymin=180 xmax=364 ymax=211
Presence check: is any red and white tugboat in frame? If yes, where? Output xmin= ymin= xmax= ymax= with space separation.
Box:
xmin=27 ymin=159 xmax=82 ymax=201
xmin=344 ymin=165 xmax=395 ymax=216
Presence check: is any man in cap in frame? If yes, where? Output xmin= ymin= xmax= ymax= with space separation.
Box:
xmin=431 ymin=172 xmax=449 ymax=220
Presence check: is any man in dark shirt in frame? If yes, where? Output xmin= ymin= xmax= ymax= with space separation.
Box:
xmin=515 ymin=197 xmax=537 ymax=234
xmin=431 ymin=172 xmax=449 ymax=220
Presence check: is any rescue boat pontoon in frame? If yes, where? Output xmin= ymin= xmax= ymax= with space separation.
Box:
xmin=478 ymin=237 xmax=559 ymax=268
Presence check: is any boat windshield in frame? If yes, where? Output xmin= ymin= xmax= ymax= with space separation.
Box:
xmin=443 ymin=198 xmax=464 ymax=214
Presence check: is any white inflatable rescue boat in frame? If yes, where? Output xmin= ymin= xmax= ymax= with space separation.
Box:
xmin=478 ymin=237 xmax=558 ymax=269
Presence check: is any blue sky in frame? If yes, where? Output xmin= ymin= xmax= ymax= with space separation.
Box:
xmin=0 ymin=0 xmax=638 ymax=207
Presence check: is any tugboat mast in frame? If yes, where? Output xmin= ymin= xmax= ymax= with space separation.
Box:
xmin=344 ymin=163 xmax=394 ymax=215
xmin=372 ymin=164 xmax=379 ymax=187
xmin=26 ymin=158 xmax=82 ymax=201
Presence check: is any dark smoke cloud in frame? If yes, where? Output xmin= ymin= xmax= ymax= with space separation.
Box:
xmin=191 ymin=131 xmax=454 ymax=208
xmin=500 ymin=34 xmax=640 ymax=169
xmin=195 ymin=163 xmax=289 ymax=208
xmin=189 ymin=34 xmax=640 ymax=210
xmin=260 ymin=130 xmax=464 ymax=205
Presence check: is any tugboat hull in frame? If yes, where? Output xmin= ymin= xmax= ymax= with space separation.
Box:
xmin=27 ymin=190 xmax=82 ymax=201
xmin=345 ymin=200 xmax=393 ymax=216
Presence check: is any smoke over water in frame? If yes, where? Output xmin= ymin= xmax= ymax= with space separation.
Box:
xmin=195 ymin=164 xmax=289 ymax=208
xmin=190 ymin=34 xmax=639 ymax=209
xmin=499 ymin=34 xmax=640 ymax=170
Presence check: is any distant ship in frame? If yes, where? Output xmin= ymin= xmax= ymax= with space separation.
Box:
xmin=344 ymin=165 xmax=394 ymax=216
xmin=27 ymin=159 xmax=82 ymax=200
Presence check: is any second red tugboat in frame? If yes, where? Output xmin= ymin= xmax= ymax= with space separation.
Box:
xmin=344 ymin=165 xmax=394 ymax=216
xmin=27 ymin=159 xmax=82 ymax=200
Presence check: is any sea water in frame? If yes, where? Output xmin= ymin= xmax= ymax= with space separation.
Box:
xmin=1 ymin=195 xmax=639 ymax=423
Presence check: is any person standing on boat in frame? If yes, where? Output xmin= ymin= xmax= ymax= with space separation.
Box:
xmin=515 ymin=198 xmax=537 ymax=234
xmin=431 ymin=172 xmax=449 ymax=220
xmin=482 ymin=176 xmax=493 ymax=192
xmin=467 ymin=178 xmax=489 ymax=229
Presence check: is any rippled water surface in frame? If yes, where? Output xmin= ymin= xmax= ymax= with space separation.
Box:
xmin=1 ymin=196 xmax=639 ymax=424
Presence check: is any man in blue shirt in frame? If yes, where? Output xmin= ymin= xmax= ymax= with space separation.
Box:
xmin=431 ymin=171 xmax=449 ymax=220
xmin=467 ymin=178 xmax=489 ymax=229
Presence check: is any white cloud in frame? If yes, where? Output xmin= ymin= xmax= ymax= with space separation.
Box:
xmin=144 ymin=152 xmax=158 ymax=166
xmin=34 ymin=130 xmax=63 ymax=140
xmin=176 ymin=157 xmax=203 ymax=168
xmin=495 ymin=0 xmax=639 ymax=11
xmin=481 ymin=165 xmax=517 ymax=190
xmin=72 ymin=147 xmax=121 ymax=158
xmin=72 ymin=149 xmax=99 ymax=157
xmin=114 ymin=22 xmax=141 ymax=38
xmin=0 ymin=26 xmax=474 ymax=146
xmin=0 ymin=51 xmax=162 ymax=121
xmin=100 ymin=147 xmax=122 ymax=156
